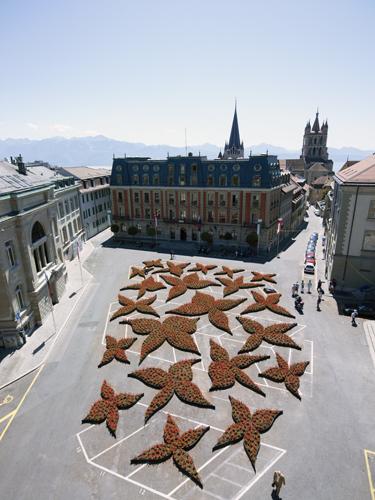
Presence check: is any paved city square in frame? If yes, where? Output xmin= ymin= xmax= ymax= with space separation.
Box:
xmin=0 ymin=214 xmax=374 ymax=500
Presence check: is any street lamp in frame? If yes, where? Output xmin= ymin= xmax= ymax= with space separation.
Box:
xmin=256 ymin=219 xmax=262 ymax=255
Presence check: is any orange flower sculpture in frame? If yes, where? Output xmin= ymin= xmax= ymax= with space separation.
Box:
xmin=166 ymin=291 xmax=246 ymax=334
xmin=129 ymin=266 xmax=146 ymax=279
xmin=188 ymin=262 xmax=217 ymax=275
xmin=98 ymin=336 xmax=136 ymax=367
xmin=236 ymin=317 xmax=301 ymax=351
xmin=259 ymin=353 xmax=309 ymax=400
xmin=124 ymin=317 xmax=200 ymax=364
xmin=121 ymin=276 xmax=166 ymax=299
xmin=215 ymin=276 xmax=263 ymax=297
xmin=110 ymin=294 xmax=160 ymax=321
xmin=212 ymin=396 xmax=282 ymax=471
xmin=241 ymin=291 xmax=295 ymax=318
xmin=128 ymin=359 xmax=215 ymax=423
xmin=153 ymin=261 xmax=190 ymax=277
xmin=143 ymin=258 xmax=164 ymax=269
xmin=131 ymin=414 xmax=209 ymax=489
xmin=251 ymin=272 xmax=277 ymax=284
xmin=208 ymin=339 xmax=269 ymax=396
xmin=214 ymin=266 xmax=245 ymax=278
xmin=161 ymin=272 xmax=220 ymax=301
xmin=82 ymin=380 xmax=143 ymax=437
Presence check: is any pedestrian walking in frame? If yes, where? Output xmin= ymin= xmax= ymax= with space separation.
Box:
xmin=317 ymin=279 xmax=322 ymax=291
xmin=317 ymin=296 xmax=322 ymax=311
xmin=307 ymin=279 xmax=312 ymax=294
xmin=318 ymin=289 xmax=323 ymax=301
xmin=295 ymin=281 xmax=299 ymax=294
xmin=272 ymin=470 xmax=285 ymax=498
xmin=301 ymin=279 xmax=305 ymax=294
xmin=351 ymin=309 xmax=358 ymax=327
xmin=291 ymin=284 xmax=296 ymax=297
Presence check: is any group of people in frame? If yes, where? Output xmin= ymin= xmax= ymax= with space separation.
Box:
xmin=292 ymin=279 xmax=325 ymax=312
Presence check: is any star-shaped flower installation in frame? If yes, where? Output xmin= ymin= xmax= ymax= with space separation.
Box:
xmin=161 ymin=272 xmax=220 ymax=301
xmin=82 ymin=380 xmax=143 ymax=437
xmin=188 ymin=262 xmax=217 ymax=275
xmin=214 ymin=266 xmax=245 ymax=278
xmin=215 ymin=276 xmax=263 ymax=297
xmin=131 ymin=414 xmax=209 ymax=489
xmin=259 ymin=353 xmax=309 ymax=400
xmin=125 ymin=317 xmax=200 ymax=364
xmin=129 ymin=266 xmax=146 ymax=279
xmin=128 ymin=359 xmax=215 ymax=423
xmin=166 ymin=291 xmax=246 ymax=334
xmin=251 ymin=272 xmax=277 ymax=284
xmin=143 ymin=258 xmax=164 ymax=270
xmin=98 ymin=336 xmax=137 ymax=367
xmin=153 ymin=261 xmax=190 ymax=277
xmin=110 ymin=294 xmax=160 ymax=321
xmin=241 ymin=291 xmax=295 ymax=318
xmin=212 ymin=396 xmax=282 ymax=471
xmin=208 ymin=340 xmax=269 ymax=396
xmin=236 ymin=317 xmax=301 ymax=351
xmin=120 ymin=276 xmax=166 ymax=299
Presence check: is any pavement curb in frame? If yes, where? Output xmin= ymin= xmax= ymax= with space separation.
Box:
xmin=0 ymin=364 xmax=42 ymax=391
xmin=364 ymin=321 xmax=375 ymax=369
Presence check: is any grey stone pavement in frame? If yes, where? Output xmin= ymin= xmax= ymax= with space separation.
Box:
xmin=0 ymin=214 xmax=374 ymax=500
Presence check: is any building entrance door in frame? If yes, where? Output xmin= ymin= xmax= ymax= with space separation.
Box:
xmin=180 ymin=228 xmax=187 ymax=241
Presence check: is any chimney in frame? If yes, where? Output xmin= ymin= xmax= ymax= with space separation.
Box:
xmin=16 ymin=154 xmax=27 ymax=175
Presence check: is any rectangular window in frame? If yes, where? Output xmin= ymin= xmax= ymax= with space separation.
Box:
xmin=145 ymin=208 xmax=151 ymax=219
xmin=208 ymin=210 xmax=214 ymax=222
xmin=219 ymin=193 xmax=226 ymax=206
xmin=135 ymin=207 xmax=141 ymax=218
xmin=133 ymin=175 xmax=139 ymax=185
xmin=154 ymin=192 xmax=160 ymax=204
xmin=368 ymin=200 xmax=375 ymax=219
xmin=70 ymin=198 xmax=74 ymax=212
xmin=191 ymin=165 xmax=198 ymax=185
xmin=5 ymin=241 xmax=16 ymax=267
xmin=91 ymin=193 xmax=94 ymax=201
xmin=231 ymin=212 xmax=239 ymax=224
xmin=179 ymin=165 xmax=186 ymax=186
xmin=180 ymin=192 xmax=186 ymax=204
xmin=207 ymin=193 xmax=214 ymax=206
xmin=153 ymin=174 xmax=160 ymax=185
xmin=168 ymin=165 xmax=174 ymax=186
xmin=16 ymin=285 xmax=25 ymax=311
xmin=169 ymin=193 xmax=175 ymax=205
xmin=58 ymin=202 xmax=64 ymax=218
xmin=232 ymin=193 xmax=239 ymax=207
xmin=65 ymin=200 xmax=69 ymax=214
xmin=207 ymin=175 xmax=213 ymax=186
xmin=191 ymin=192 xmax=198 ymax=206
xmin=118 ymin=192 xmax=123 ymax=203
xmin=144 ymin=192 xmax=150 ymax=204
xmin=134 ymin=192 xmax=140 ymax=203
xmin=219 ymin=211 xmax=226 ymax=223
xmin=362 ymin=230 xmax=375 ymax=251
xmin=252 ymin=194 xmax=259 ymax=208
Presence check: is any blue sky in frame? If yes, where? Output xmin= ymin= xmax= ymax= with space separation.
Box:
xmin=0 ymin=0 xmax=374 ymax=149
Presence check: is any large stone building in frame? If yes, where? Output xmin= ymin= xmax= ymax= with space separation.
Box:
xmin=280 ymin=111 xmax=334 ymax=189
xmin=59 ymin=167 xmax=111 ymax=239
xmin=325 ymin=155 xmax=375 ymax=289
xmin=110 ymin=108 xmax=298 ymax=251
xmin=0 ymin=160 xmax=66 ymax=348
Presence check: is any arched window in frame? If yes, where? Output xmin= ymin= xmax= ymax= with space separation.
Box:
xmin=31 ymin=221 xmax=50 ymax=273
xmin=219 ymin=175 xmax=227 ymax=187
xmin=252 ymin=175 xmax=261 ymax=187
xmin=143 ymin=174 xmax=149 ymax=185
xmin=31 ymin=222 xmax=45 ymax=243
xmin=232 ymin=175 xmax=240 ymax=187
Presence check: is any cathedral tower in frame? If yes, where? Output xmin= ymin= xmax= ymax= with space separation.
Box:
xmin=301 ymin=110 xmax=329 ymax=163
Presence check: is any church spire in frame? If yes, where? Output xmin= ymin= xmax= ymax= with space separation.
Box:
xmin=312 ymin=109 xmax=320 ymax=133
xmin=223 ymin=101 xmax=244 ymax=159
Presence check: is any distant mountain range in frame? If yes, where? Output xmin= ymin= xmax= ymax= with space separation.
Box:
xmin=0 ymin=135 xmax=373 ymax=169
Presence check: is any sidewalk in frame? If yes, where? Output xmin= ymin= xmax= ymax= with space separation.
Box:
xmin=0 ymin=236 xmax=99 ymax=389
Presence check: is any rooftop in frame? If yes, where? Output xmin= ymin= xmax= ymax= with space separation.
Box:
xmin=59 ymin=166 xmax=111 ymax=180
xmin=0 ymin=160 xmax=50 ymax=195
xmin=335 ymin=154 xmax=375 ymax=184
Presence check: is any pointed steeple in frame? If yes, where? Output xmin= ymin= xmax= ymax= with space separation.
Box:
xmin=228 ymin=102 xmax=241 ymax=149
xmin=312 ymin=109 xmax=320 ymax=133
xmin=223 ymin=101 xmax=244 ymax=159
xmin=305 ymin=121 xmax=311 ymax=132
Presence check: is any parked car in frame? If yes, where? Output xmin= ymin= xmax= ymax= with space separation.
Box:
xmin=343 ymin=304 xmax=375 ymax=318
xmin=264 ymin=286 xmax=277 ymax=294
xmin=305 ymin=251 xmax=316 ymax=259
xmin=304 ymin=263 xmax=315 ymax=274
xmin=305 ymin=257 xmax=316 ymax=265
xmin=310 ymin=233 xmax=319 ymax=240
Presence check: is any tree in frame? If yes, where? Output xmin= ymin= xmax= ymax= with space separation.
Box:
xmin=201 ymin=231 xmax=213 ymax=245
xmin=246 ymin=232 xmax=258 ymax=247
xmin=128 ymin=226 xmax=138 ymax=237
xmin=147 ymin=227 xmax=156 ymax=237
xmin=111 ymin=224 xmax=119 ymax=234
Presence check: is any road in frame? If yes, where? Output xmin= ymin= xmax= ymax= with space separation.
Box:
xmin=0 ymin=211 xmax=374 ymax=500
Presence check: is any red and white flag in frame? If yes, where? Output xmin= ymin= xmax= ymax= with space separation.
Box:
xmin=277 ymin=218 xmax=283 ymax=234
